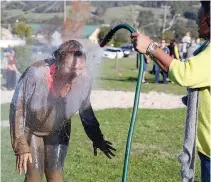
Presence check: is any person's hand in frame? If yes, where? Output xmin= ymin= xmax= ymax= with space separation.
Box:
xmin=131 ymin=32 xmax=152 ymax=54
xmin=93 ymin=140 xmax=116 ymax=159
xmin=16 ymin=153 xmax=32 ymax=175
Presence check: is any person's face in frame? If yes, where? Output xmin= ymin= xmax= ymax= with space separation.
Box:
xmin=58 ymin=51 xmax=86 ymax=82
xmin=161 ymin=40 xmax=166 ymax=48
xmin=197 ymin=6 xmax=210 ymax=39
xmin=196 ymin=38 xmax=201 ymax=44
xmin=186 ymin=32 xmax=190 ymax=37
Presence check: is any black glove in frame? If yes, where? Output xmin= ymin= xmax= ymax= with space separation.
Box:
xmin=93 ymin=140 xmax=116 ymax=159
xmin=182 ymin=95 xmax=188 ymax=106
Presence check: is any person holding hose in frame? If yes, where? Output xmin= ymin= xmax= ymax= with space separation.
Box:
xmin=132 ymin=1 xmax=210 ymax=182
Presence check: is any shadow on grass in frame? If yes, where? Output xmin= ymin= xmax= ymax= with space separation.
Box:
xmin=97 ymin=76 xmax=161 ymax=84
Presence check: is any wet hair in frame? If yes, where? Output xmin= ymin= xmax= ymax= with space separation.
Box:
xmin=53 ymin=40 xmax=83 ymax=62
xmin=200 ymin=1 xmax=210 ymax=26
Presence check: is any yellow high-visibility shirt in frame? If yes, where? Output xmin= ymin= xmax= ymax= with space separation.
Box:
xmin=168 ymin=44 xmax=210 ymax=157
xmin=174 ymin=45 xmax=180 ymax=60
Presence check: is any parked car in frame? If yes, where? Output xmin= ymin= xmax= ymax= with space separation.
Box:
xmin=120 ymin=43 xmax=134 ymax=57
xmin=103 ymin=47 xmax=124 ymax=59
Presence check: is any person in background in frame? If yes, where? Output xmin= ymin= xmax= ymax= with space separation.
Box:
xmin=1 ymin=50 xmax=8 ymax=81
xmin=186 ymin=39 xmax=197 ymax=60
xmin=154 ymin=39 xmax=170 ymax=84
xmin=196 ymin=38 xmax=201 ymax=49
xmin=181 ymin=31 xmax=192 ymax=61
xmin=173 ymin=40 xmax=180 ymax=60
xmin=6 ymin=54 xmax=20 ymax=90
xmin=131 ymin=1 xmax=210 ymax=181
xmin=142 ymin=54 xmax=150 ymax=84
xmin=5 ymin=45 xmax=15 ymax=55
xmin=168 ymin=39 xmax=176 ymax=58
xmin=168 ymin=39 xmax=180 ymax=60
xmin=150 ymin=41 xmax=159 ymax=75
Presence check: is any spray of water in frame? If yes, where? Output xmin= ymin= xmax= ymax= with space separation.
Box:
xmin=65 ymin=39 xmax=104 ymax=118
xmin=77 ymin=39 xmax=103 ymax=74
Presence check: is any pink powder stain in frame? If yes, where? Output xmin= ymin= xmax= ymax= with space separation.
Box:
xmin=46 ymin=64 xmax=57 ymax=96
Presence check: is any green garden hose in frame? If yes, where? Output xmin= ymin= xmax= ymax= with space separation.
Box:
xmin=100 ymin=24 xmax=144 ymax=182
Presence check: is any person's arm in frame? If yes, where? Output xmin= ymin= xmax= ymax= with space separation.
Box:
xmin=79 ymin=92 xmax=104 ymax=144
xmin=131 ymin=32 xmax=210 ymax=88
xmin=10 ymin=67 xmax=35 ymax=155
xmin=79 ymin=88 xmax=116 ymax=159
xmin=149 ymin=46 xmax=210 ymax=88
xmin=168 ymin=46 xmax=210 ymax=88
xmin=11 ymin=64 xmax=21 ymax=75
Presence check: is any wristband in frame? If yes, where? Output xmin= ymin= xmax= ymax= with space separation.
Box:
xmin=146 ymin=42 xmax=158 ymax=58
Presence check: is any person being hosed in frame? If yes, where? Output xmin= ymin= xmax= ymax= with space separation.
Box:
xmin=9 ymin=40 xmax=116 ymax=182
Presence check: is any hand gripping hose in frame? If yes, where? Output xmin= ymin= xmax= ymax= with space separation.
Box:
xmin=100 ymin=24 xmax=144 ymax=182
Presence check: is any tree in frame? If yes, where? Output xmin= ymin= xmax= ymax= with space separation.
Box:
xmin=186 ymin=19 xmax=198 ymax=38
xmin=136 ymin=10 xmax=161 ymax=37
xmin=137 ymin=10 xmax=154 ymax=29
xmin=12 ymin=22 xmax=32 ymax=38
xmin=98 ymin=26 xmax=129 ymax=47
xmin=172 ymin=19 xmax=198 ymax=40
xmin=172 ymin=22 xmax=186 ymax=39
xmin=98 ymin=26 xmax=114 ymax=45
xmin=163 ymin=31 xmax=174 ymax=41
xmin=113 ymin=30 xmax=130 ymax=47
xmin=62 ymin=2 xmax=92 ymax=41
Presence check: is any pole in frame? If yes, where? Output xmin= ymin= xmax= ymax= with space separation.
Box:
xmin=64 ymin=0 xmax=66 ymax=23
xmin=161 ymin=5 xmax=171 ymax=39
xmin=115 ymin=54 xmax=118 ymax=70
xmin=162 ymin=5 xmax=167 ymax=39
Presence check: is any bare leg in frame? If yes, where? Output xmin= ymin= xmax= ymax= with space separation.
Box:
xmin=44 ymin=122 xmax=71 ymax=182
xmin=24 ymin=134 xmax=44 ymax=182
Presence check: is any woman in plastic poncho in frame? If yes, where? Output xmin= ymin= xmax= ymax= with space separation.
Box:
xmin=10 ymin=40 xmax=116 ymax=182
xmin=131 ymin=1 xmax=210 ymax=182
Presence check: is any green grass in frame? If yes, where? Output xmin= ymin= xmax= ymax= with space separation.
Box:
xmin=103 ymin=5 xmax=168 ymax=25
xmin=1 ymin=103 xmax=10 ymax=121
xmin=94 ymin=57 xmax=186 ymax=95
xmin=3 ymin=8 xmax=64 ymax=22
xmin=1 ymin=108 xmax=200 ymax=182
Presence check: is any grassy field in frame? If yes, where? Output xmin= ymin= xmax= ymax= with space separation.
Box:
xmin=2 ymin=4 xmax=166 ymax=25
xmin=1 ymin=103 xmax=10 ymax=121
xmin=94 ymin=57 xmax=186 ymax=95
xmin=1 ymin=108 xmax=200 ymax=182
xmin=103 ymin=5 xmax=168 ymax=25
xmin=2 ymin=4 xmax=69 ymax=22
